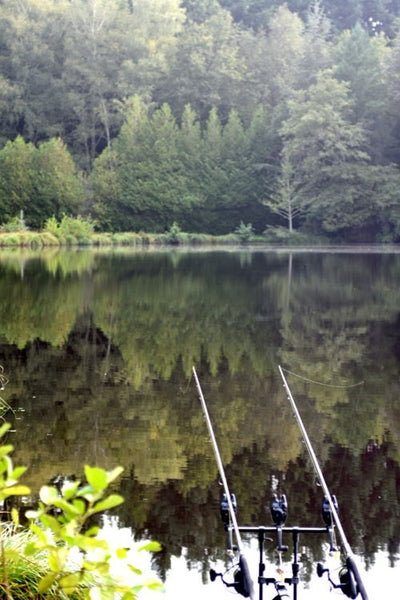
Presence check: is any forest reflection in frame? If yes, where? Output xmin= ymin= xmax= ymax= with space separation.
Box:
xmin=0 ymin=248 xmax=399 ymax=582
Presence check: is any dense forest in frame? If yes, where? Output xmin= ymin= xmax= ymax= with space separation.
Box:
xmin=1 ymin=0 xmax=400 ymax=239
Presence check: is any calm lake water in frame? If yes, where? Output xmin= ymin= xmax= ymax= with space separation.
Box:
xmin=0 ymin=246 xmax=399 ymax=599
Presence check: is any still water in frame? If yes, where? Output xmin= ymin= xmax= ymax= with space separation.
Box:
xmin=0 ymin=246 xmax=399 ymax=599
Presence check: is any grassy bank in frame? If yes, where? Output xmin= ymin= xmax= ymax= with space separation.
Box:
xmin=0 ymin=230 xmax=240 ymax=248
xmin=0 ymin=217 xmax=324 ymax=248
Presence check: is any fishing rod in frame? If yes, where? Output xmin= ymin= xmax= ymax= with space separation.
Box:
xmin=192 ymin=366 xmax=255 ymax=600
xmin=278 ymin=365 xmax=369 ymax=600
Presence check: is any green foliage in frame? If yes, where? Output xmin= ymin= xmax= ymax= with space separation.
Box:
xmin=0 ymin=423 xmax=30 ymax=502
xmin=234 ymin=221 xmax=253 ymax=243
xmin=32 ymin=139 xmax=84 ymax=226
xmin=1 ymin=213 xmax=26 ymax=232
xmin=89 ymin=146 xmax=121 ymax=232
xmin=0 ymin=137 xmax=36 ymax=224
xmin=25 ymin=466 xmax=151 ymax=599
xmin=165 ymin=222 xmax=183 ymax=244
xmin=93 ymin=102 xmax=270 ymax=235
xmin=0 ymin=137 xmax=83 ymax=230
xmin=44 ymin=216 xmax=60 ymax=237
xmin=334 ymin=24 xmax=391 ymax=163
xmin=279 ymin=70 xmax=378 ymax=236
xmin=0 ymin=419 xmax=162 ymax=600
xmin=0 ymin=1 xmax=400 ymax=240
xmin=0 ymin=231 xmax=60 ymax=248
xmin=45 ymin=215 xmax=95 ymax=244
xmin=158 ymin=4 xmax=247 ymax=123
xmin=0 ymin=234 xmax=19 ymax=246
xmin=263 ymin=224 xmax=323 ymax=244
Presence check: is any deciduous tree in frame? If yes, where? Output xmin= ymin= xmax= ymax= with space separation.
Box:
xmin=0 ymin=136 xmax=36 ymax=224
xmin=158 ymin=5 xmax=247 ymax=123
xmin=279 ymin=70 xmax=376 ymax=237
xmin=334 ymin=24 xmax=392 ymax=163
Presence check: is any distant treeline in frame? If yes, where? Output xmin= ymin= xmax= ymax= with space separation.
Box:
xmin=1 ymin=0 xmax=400 ymax=240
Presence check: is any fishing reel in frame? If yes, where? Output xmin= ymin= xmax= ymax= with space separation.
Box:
xmin=214 ymin=494 xmax=253 ymax=598
xmin=210 ymin=564 xmax=249 ymax=598
xmin=317 ymin=562 xmax=358 ymax=599
xmin=318 ymin=495 xmax=359 ymax=597
xmin=210 ymin=554 xmax=253 ymax=598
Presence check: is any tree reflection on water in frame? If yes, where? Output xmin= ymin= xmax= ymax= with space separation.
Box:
xmin=0 ymin=247 xmax=399 ymax=592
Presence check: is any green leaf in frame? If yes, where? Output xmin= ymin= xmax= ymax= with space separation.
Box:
xmin=48 ymin=552 xmax=62 ymax=571
xmin=139 ymin=541 xmax=162 ymax=553
xmin=2 ymin=484 xmax=30 ymax=497
xmin=0 ymin=422 xmax=11 ymax=439
xmin=116 ymin=547 xmax=128 ymax=559
xmin=90 ymin=494 xmax=124 ymax=514
xmin=85 ymin=525 xmax=100 ymax=537
xmin=4 ymin=549 xmax=21 ymax=562
xmin=120 ymin=592 xmax=136 ymax=600
xmin=77 ymin=484 xmax=94 ymax=499
xmin=146 ymin=581 xmax=164 ymax=591
xmin=40 ymin=485 xmax=60 ymax=504
xmin=84 ymin=465 xmax=108 ymax=491
xmin=62 ymin=479 xmax=81 ymax=500
xmin=38 ymin=572 xmax=58 ymax=593
xmin=106 ymin=465 xmax=124 ymax=484
xmin=24 ymin=542 xmax=37 ymax=556
xmin=72 ymin=498 xmax=86 ymax=515
xmin=74 ymin=534 xmax=108 ymax=551
xmin=11 ymin=507 xmax=19 ymax=527
xmin=60 ymin=572 xmax=83 ymax=592
xmin=39 ymin=513 xmax=62 ymax=534
xmin=10 ymin=465 xmax=27 ymax=479
xmin=0 ymin=445 xmax=14 ymax=458
xmin=52 ymin=497 xmax=83 ymax=516
xmin=128 ymin=564 xmax=142 ymax=575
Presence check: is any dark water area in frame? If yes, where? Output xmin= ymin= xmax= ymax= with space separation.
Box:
xmin=0 ymin=247 xmax=399 ymax=599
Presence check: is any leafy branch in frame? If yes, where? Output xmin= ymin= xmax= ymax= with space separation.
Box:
xmin=0 ymin=419 xmax=162 ymax=600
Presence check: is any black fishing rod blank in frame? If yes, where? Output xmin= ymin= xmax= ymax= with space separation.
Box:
xmin=278 ymin=365 xmax=369 ymax=600
xmin=192 ymin=366 xmax=255 ymax=600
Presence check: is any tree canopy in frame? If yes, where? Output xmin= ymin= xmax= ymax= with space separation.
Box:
xmin=0 ymin=0 xmax=400 ymax=240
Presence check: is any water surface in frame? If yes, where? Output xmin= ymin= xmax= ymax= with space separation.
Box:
xmin=0 ymin=247 xmax=399 ymax=599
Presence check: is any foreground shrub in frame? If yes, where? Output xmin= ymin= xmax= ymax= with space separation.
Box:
xmin=25 ymin=466 xmax=162 ymax=599
xmin=0 ymin=420 xmax=162 ymax=599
